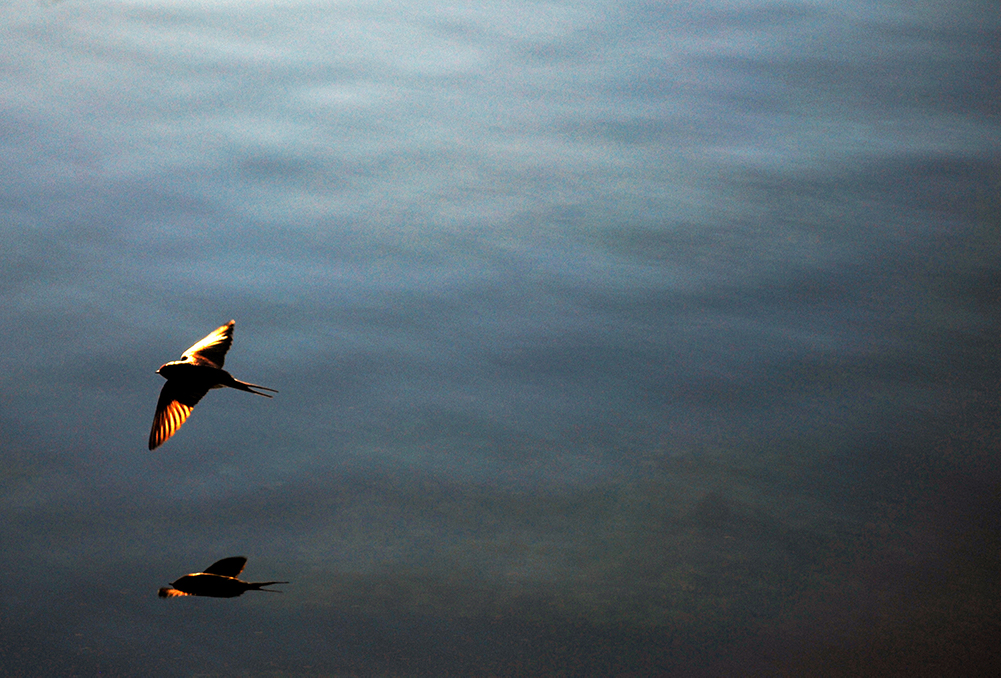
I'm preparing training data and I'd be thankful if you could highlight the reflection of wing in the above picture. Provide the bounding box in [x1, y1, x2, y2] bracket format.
[148, 381, 209, 450]
[204, 556, 248, 578]
[158, 587, 192, 598]
[181, 321, 235, 369]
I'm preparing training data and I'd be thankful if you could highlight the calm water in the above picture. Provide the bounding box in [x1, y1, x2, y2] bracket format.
[2, 1, 999, 675]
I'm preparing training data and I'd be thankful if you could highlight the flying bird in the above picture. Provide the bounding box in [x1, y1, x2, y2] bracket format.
[158, 556, 288, 598]
[148, 320, 277, 449]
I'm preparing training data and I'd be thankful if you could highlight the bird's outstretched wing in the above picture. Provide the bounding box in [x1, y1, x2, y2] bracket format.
[181, 320, 235, 369]
[203, 556, 248, 578]
[158, 587, 192, 598]
[148, 381, 211, 450]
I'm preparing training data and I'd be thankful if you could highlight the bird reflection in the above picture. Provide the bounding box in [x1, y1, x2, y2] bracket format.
[158, 556, 288, 598]
[148, 320, 277, 449]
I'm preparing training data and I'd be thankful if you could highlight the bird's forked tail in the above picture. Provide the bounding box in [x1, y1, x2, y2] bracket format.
[230, 378, 279, 398]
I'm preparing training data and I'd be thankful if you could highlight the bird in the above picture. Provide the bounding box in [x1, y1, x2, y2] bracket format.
[148, 320, 277, 450]
[158, 556, 288, 598]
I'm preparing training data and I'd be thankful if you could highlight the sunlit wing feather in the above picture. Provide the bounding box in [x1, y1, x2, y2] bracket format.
[149, 399, 194, 450]
[203, 556, 248, 578]
[158, 587, 192, 598]
[180, 320, 235, 369]
[148, 381, 208, 450]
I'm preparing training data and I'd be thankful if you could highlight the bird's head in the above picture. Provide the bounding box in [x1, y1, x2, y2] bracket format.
[156, 361, 184, 378]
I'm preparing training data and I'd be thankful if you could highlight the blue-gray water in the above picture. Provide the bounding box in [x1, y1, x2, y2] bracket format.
[2, 1, 999, 675]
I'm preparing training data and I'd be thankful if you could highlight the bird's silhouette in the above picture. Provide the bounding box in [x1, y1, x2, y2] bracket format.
[148, 320, 277, 449]
[158, 556, 287, 598]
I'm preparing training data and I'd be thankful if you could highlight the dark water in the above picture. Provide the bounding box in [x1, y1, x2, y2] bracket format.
[2, 1, 999, 675]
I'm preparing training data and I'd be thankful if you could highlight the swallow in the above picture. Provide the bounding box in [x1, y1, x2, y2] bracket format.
[148, 320, 277, 449]
[158, 556, 288, 598]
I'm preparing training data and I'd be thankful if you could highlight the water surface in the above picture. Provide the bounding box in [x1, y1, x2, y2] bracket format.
[2, 0, 999, 675]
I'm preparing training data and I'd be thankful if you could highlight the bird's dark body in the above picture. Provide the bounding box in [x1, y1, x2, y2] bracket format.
[157, 361, 226, 383]
[157, 363, 255, 401]
[158, 363, 222, 397]
[169, 573, 280, 598]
